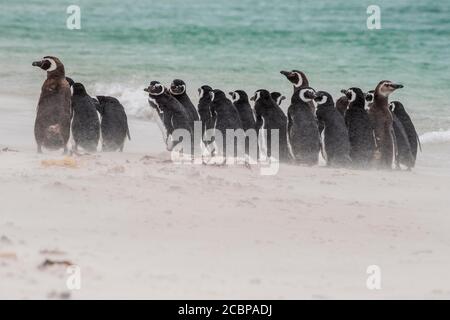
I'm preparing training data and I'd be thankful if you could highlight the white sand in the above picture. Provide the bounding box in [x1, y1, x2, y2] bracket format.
[1, 95, 450, 299]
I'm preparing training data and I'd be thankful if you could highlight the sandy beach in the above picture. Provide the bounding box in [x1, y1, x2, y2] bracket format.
[1, 114, 450, 299]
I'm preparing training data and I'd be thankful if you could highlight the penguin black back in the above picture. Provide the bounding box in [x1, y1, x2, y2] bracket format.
[229, 90, 256, 131]
[315, 91, 351, 167]
[390, 101, 420, 163]
[197, 85, 214, 138]
[251, 89, 289, 161]
[287, 87, 321, 165]
[390, 102, 417, 169]
[342, 87, 375, 167]
[96, 95, 130, 152]
[71, 82, 100, 152]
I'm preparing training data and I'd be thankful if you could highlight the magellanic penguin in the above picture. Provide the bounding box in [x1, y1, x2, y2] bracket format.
[271, 92, 286, 106]
[209, 89, 243, 159]
[144, 81, 193, 151]
[251, 89, 289, 162]
[390, 101, 421, 166]
[365, 90, 375, 110]
[96, 96, 131, 152]
[197, 85, 214, 141]
[229, 90, 256, 131]
[32, 56, 71, 153]
[341, 87, 375, 168]
[314, 91, 351, 167]
[170, 79, 200, 123]
[389, 102, 417, 170]
[368, 80, 404, 169]
[287, 87, 321, 165]
[70, 82, 100, 152]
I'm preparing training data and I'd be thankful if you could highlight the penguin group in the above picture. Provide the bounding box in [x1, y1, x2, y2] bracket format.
[144, 70, 420, 170]
[32, 56, 130, 154]
[33, 56, 420, 170]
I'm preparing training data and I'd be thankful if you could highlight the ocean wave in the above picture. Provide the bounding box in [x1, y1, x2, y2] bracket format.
[93, 83, 154, 120]
[419, 129, 450, 144]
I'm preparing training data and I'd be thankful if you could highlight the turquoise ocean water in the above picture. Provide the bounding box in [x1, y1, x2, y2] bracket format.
[1, 0, 449, 139]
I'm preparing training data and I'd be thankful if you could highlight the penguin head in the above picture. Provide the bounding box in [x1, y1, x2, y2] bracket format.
[296, 87, 316, 104]
[389, 101, 406, 114]
[375, 80, 403, 97]
[335, 95, 349, 115]
[341, 87, 365, 108]
[210, 89, 226, 102]
[198, 85, 213, 101]
[250, 89, 271, 104]
[169, 79, 186, 96]
[72, 83, 87, 96]
[271, 92, 286, 106]
[365, 90, 375, 104]
[280, 70, 309, 88]
[144, 81, 166, 96]
[313, 91, 334, 107]
[32, 56, 64, 76]
[229, 90, 249, 104]
[66, 77, 75, 87]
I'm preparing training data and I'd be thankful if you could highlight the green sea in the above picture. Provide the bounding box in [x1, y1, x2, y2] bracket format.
[1, 0, 449, 141]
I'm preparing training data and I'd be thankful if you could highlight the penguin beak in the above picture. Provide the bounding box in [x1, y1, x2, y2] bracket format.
[340, 89, 347, 95]
[228, 92, 234, 96]
[143, 88, 149, 92]
[250, 95, 256, 101]
[280, 70, 291, 77]
[280, 95, 286, 102]
[32, 60, 43, 67]
[391, 83, 404, 89]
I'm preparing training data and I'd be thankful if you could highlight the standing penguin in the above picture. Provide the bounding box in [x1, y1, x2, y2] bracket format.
[69, 82, 100, 152]
[96, 96, 130, 152]
[390, 101, 421, 166]
[170, 79, 199, 123]
[368, 80, 404, 169]
[389, 102, 416, 170]
[287, 87, 321, 165]
[314, 91, 351, 167]
[229, 90, 256, 131]
[271, 92, 286, 106]
[341, 87, 375, 167]
[209, 89, 243, 158]
[32, 56, 71, 153]
[144, 81, 193, 152]
[197, 85, 214, 141]
[251, 89, 289, 161]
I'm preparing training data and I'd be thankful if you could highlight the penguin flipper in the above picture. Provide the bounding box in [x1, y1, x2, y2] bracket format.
[416, 133, 422, 152]
[126, 127, 131, 140]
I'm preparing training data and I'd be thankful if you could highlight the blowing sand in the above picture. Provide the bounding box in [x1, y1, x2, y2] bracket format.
[1, 126, 450, 299]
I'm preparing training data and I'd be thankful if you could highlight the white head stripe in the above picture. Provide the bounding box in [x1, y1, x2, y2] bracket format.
[198, 88, 204, 99]
[44, 58, 57, 72]
[294, 72, 303, 88]
[152, 84, 164, 96]
[316, 95, 327, 105]
[348, 90, 356, 103]
[254, 91, 261, 102]
[231, 92, 240, 103]
[299, 88, 313, 102]
[210, 92, 215, 102]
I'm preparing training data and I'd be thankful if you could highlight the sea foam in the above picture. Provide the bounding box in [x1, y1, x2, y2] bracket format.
[419, 129, 450, 144]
